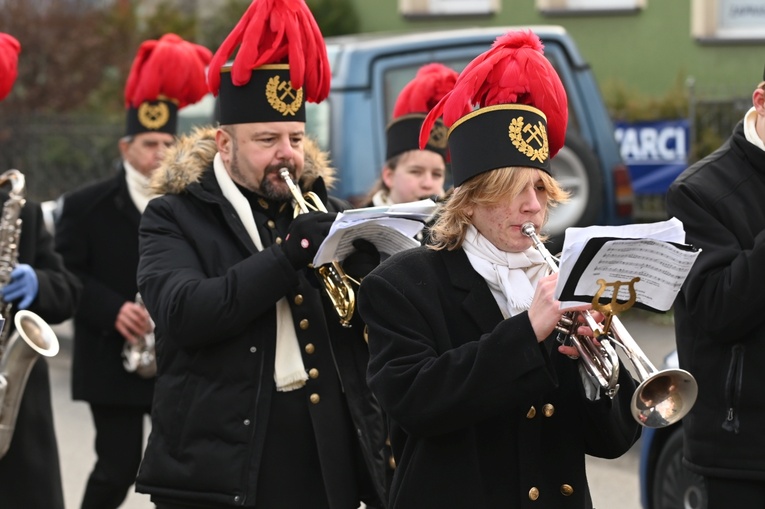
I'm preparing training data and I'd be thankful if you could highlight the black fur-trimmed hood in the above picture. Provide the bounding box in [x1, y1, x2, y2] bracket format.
[150, 126, 336, 196]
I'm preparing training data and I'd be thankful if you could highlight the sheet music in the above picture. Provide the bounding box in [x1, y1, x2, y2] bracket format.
[312, 199, 437, 266]
[556, 217, 700, 312]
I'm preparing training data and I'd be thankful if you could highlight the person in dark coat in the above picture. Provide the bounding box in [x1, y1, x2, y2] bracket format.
[665, 68, 765, 506]
[358, 30, 641, 509]
[363, 63, 458, 250]
[54, 35, 211, 509]
[364, 63, 456, 209]
[0, 185, 82, 509]
[0, 32, 81, 509]
[133, 1, 387, 508]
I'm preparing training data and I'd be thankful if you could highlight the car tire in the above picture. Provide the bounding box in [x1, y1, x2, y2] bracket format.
[545, 130, 604, 254]
[651, 427, 707, 509]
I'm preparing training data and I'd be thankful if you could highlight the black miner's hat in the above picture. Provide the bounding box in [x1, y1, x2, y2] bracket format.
[385, 63, 458, 161]
[420, 30, 568, 187]
[124, 34, 212, 136]
[207, 0, 330, 126]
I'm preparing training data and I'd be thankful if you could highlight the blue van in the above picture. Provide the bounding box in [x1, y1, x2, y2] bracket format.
[180, 25, 634, 249]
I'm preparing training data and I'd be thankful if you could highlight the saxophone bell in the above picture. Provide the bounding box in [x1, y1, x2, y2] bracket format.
[279, 169, 357, 328]
[0, 310, 59, 459]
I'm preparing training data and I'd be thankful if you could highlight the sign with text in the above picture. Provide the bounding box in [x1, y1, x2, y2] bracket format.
[614, 119, 689, 195]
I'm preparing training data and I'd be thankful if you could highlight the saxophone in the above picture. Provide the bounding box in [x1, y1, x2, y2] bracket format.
[0, 169, 60, 459]
[121, 293, 156, 378]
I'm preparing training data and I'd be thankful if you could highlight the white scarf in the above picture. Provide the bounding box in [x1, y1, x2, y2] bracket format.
[371, 189, 392, 206]
[124, 161, 156, 213]
[743, 107, 765, 152]
[463, 225, 602, 400]
[463, 225, 548, 318]
[213, 153, 308, 392]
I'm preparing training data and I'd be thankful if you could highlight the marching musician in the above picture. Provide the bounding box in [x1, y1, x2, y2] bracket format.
[54, 34, 211, 509]
[364, 63, 457, 209]
[0, 32, 81, 509]
[133, 1, 386, 508]
[364, 63, 457, 248]
[357, 30, 641, 509]
[666, 65, 765, 506]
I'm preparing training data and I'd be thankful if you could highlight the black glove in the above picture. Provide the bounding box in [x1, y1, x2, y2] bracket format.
[342, 238, 381, 282]
[281, 211, 337, 269]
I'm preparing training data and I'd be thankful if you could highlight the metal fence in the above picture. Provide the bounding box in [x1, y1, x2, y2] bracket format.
[0, 113, 124, 204]
[0, 91, 754, 208]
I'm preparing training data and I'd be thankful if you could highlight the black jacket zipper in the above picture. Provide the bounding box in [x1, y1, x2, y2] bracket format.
[722, 343, 744, 434]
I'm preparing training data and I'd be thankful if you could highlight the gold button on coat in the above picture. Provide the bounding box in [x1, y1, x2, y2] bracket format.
[308, 368, 319, 379]
[305, 343, 315, 354]
[543, 404, 555, 417]
[294, 294, 304, 305]
[560, 484, 574, 496]
[267, 220, 276, 229]
[275, 237, 283, 244]
[526, 406, 537, 419]
[388, 455, 396, 469]
[528, 487, 539, 501]
[299, 319, 309, 330]
[310, 393, 320, 404]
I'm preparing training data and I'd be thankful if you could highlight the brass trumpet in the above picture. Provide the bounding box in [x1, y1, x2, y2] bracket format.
[521, 222, 698, 428]
[280, 169, 357, 328]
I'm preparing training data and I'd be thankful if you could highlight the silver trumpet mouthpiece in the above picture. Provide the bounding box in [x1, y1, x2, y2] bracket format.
[521, 222, 536, 237]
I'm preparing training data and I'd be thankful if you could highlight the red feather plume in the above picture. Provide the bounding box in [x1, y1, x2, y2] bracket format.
[207, 0, 330, 104]
[393, 63, 459, 118]
[0, 33, 21, 102]
[125, 33, 212, 109]
[420, 30, 568, 158]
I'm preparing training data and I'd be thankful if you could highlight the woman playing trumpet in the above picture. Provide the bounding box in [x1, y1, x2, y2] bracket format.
[357, 30, 640, 509]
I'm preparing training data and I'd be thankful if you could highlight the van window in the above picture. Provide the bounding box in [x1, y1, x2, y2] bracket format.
[306, 101, 330, 151]
[382, 59, 471, 122]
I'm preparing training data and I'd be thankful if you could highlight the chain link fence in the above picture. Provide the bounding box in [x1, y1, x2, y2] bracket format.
[0, 88, 755, 210]
[0, 113, 124, 204]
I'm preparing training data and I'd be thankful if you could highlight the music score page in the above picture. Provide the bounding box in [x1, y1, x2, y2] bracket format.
[556, 217, 701, 312]
[312, 199, 437, 266]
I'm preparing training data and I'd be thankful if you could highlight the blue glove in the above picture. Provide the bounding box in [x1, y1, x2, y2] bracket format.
[2, 264, 39, 310]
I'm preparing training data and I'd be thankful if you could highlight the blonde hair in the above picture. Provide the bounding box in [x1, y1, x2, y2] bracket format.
[428, 167, 569, 251]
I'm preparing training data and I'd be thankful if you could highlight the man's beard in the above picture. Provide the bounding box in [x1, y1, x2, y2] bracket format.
[229, 150, 295, 202]
[260, 163, 296, 202]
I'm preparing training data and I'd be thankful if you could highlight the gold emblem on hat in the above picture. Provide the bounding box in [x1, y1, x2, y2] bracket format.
[428, 122, 448, 149]
[508, 117, 549, 163]
[138, 102, 170, 130]
[266, 76, 304, 117]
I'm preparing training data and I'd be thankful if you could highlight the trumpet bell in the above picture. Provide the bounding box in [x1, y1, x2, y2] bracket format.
[631, 368, 698, 428]
[317, 261, 356, 328]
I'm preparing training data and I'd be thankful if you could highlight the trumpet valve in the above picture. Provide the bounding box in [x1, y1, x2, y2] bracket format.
[555, 313, 575, 335]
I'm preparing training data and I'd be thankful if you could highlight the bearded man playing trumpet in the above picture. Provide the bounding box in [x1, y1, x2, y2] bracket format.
[133, 1, 387, 508]
[357, 30, 641, 509]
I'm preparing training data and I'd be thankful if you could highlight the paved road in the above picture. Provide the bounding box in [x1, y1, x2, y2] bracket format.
[48, 310, 676, 509]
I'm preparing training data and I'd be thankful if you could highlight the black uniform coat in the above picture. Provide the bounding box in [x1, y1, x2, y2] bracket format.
[55, 167, 154, 405]
[0, 196, 81, 509]
[134, 128, 387, 508]
[666, 120, 765, 479]
[359, 246, 641, 509]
